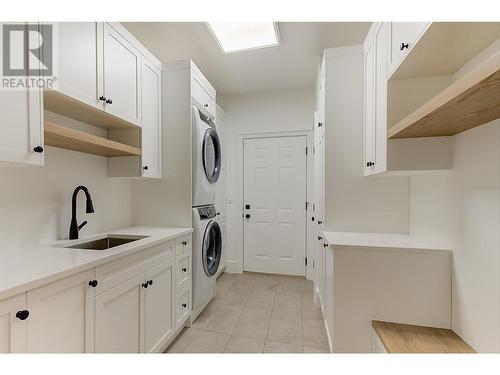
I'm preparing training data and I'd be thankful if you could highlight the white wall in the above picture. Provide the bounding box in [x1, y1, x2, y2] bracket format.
[218, 88, 315, 273]
[322, 47, 409, 234]
[409, 120, 500, 352]
[0, 113, 133, 250]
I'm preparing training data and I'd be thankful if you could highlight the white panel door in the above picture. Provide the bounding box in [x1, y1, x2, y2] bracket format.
[26, 269, 94, 353]
[55, 22, 103, 110]
[144, 258, 175, 353]
[243, 136, 307, 276]
[103, 23, 141, 125]
[0, 293, 27, 353]
[140, 58, 161, 178]
[94, 274, 145, 353]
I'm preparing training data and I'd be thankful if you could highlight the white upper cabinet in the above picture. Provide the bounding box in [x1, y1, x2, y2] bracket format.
[0, 23, 44, 167]
[26, 269, 95, 353]
[363, 34, 376, 176]
[388, 22, 430, 78]
[0, 293, 27, 353]
[103, 23, 141, 126]
[55, 22, 103, 110]
[140, 58, 162, 178]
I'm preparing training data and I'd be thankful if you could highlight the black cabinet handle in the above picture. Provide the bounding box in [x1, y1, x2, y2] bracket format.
[323, 243, 329, 248]
[142, 282, 149, 288]
[318, 122, 323, 127]
[33, 146, 44, 153]
[245, 214, 251, 219]
[182, 267, 187, 272]
[106, 98, 113, 104]
[182, 303, 187, 308]
[400, 42, 409, 50]
[182, 241, 188, 246]
[99, 96, 106, 101]
[317, 236, 322, 241]
[88, 280, 98, 288]
[318, 220, 323, 225]
[16, 310, 29, 321]
[204, 104, 209, 108]
[143, 166, 149, 170]
[366, 161, 375, 167]
[148, 280, 153, 286]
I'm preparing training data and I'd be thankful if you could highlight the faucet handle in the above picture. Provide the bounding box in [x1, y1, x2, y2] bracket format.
[78, 221, 88, 231]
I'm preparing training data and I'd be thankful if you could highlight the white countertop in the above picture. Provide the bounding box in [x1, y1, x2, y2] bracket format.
[0, 226, 192, 300]
[322, 231, 453, 253]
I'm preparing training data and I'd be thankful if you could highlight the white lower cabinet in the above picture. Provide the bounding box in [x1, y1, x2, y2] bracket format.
[95, 274, 145, 353]
[27, 269, 95, 353]
[144, 258, 175, 353]
[0, 293, 27, 353]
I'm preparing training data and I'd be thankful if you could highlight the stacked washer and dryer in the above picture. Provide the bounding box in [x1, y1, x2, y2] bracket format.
[191, 106, 223, 320]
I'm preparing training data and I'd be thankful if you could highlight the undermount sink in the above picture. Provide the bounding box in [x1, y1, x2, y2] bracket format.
[65, 235, 149, 250]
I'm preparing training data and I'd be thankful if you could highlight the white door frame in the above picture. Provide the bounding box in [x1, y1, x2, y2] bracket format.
[235, 130, 314, 278]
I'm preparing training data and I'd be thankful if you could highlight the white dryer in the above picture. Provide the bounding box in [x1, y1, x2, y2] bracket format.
[192, 106, 221, 207]
[192, 205, 222, 320]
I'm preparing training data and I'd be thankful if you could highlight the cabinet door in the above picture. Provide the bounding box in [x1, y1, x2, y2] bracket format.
[389, 22, 429, 76]
[103, 23, 141, 126]
[55, 22, 103, 110]
[0, 24, 44, 167]
[140, 58, 161, 178]
[0, 293, 27, 353]
[95, 274, 145, 353]
[144, 258, 175, 353]
[363, 36, 375, 176]
[373, 23, 389, 175]
[26, 269, 94, 353]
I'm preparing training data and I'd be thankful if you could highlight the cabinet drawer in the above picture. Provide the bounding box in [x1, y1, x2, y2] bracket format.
[95, 240, 173, 294]
[175, 235, 192, 255]
[175, 286, 191, 328]
[192, 79, 216, 118]
[175, 250, 191, 291]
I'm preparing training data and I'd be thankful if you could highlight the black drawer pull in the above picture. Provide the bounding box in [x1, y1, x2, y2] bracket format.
[16, 310, 29, 320]
[182, 267, 187, 272]
[182, 303, 187, 308]
[88, 280, 98, 288]
[182, 241, 188, 246]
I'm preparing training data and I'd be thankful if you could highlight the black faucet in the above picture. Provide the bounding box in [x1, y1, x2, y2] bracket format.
[69, 185, 95, 240]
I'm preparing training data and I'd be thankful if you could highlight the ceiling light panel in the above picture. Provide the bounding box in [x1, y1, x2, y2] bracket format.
[207, 22, 279, 53]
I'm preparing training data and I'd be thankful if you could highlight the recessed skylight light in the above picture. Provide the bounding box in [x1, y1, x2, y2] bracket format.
[207, 22, 280, 54]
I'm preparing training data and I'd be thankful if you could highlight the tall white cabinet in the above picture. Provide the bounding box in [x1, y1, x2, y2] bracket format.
[0, 23, 44, 167]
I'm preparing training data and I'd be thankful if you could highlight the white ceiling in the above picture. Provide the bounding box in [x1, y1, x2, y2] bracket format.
[123, 22, 371, 96]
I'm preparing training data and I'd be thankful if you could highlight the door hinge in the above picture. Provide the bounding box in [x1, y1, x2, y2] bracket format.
[305, 146, 308, 155]
[305, 257, 308, 266]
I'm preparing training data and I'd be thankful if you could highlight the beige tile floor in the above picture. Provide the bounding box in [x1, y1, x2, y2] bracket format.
[165, 272, 330, 353]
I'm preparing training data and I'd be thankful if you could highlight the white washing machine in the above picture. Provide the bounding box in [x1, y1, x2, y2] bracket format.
[192, 106, 221, 207]
[192, 205, 222, 320]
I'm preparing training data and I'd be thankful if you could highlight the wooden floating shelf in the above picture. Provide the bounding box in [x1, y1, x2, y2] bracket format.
[44, 90, 139, 130]
[372, 320, 475, 353]
[44, 121, 142, 157]
[388, 50, 500, 139]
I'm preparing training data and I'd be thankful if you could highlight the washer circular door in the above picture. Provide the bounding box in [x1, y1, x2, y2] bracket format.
[202, 127, 221, 184]
[202, 220, 222, 276]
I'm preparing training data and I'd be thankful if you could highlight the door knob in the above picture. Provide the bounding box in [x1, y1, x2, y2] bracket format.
[33, 146, 44, 153]
[16, 310, 29, 320]
[88, 280, 98, 288]
[245, 214, 250, 219]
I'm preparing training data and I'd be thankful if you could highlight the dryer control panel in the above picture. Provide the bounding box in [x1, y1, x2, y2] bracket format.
[197, 205, 217, 219]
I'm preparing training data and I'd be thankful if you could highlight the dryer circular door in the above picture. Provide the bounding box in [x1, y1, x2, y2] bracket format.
[202, 127, 221, 184]
[202, 220, 222, 276]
